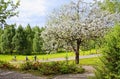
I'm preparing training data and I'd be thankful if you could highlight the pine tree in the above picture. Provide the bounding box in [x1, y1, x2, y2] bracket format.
[12, 25, 26, 54]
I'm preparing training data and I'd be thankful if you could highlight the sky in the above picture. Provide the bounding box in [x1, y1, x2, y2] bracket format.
[7, 0, 70, 27]
[7, 0, 102, 27]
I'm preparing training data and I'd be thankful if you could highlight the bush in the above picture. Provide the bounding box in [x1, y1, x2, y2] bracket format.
[20, 61, 85, 75]
[38, 62, 60, 75]
[20, 61, 33, 70]
[0, 60, 15, 69]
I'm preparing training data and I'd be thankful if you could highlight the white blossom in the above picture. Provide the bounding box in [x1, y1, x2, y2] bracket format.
[41, 0, 120, 53]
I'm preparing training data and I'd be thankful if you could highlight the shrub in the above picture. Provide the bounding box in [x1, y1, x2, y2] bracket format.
[38, 62, 59, 75]
[59, 63, 84, 74]
[0, 60, 15, 69]
[20, 61, 85, 75]
[20, 61, 33, 70]
[32, 61, 41, 70]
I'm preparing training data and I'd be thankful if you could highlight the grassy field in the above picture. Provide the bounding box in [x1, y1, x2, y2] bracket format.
[0, 49, 99, 62]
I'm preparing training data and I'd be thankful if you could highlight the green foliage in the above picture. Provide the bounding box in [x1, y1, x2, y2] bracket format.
[93, 24, 120, 79]
[100, 0, 120, 13]
[20, 61, 84, 75]
[0, 0, 20, 27]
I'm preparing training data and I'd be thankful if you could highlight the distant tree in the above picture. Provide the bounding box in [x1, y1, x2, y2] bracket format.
[100, 0, 120, 13]
[33, 26, 43, 53]
[41, 0, 120, 64]
[0, 0, 19, 28]
[1, 25, 15, 54]
[25, 24, 33, 54]
[12, 25, 26, 54]
[0, 28, 3, 53]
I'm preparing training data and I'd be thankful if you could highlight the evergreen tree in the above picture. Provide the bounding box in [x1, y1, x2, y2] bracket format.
[93, 24, 120, 79]
[12, 25, 26, 54]
[25, 24, 33, 54]
[1, 25, 15, 54]
[33, 26, 43, 53]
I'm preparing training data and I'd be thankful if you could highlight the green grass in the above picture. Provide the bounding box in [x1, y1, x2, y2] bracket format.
[67, 57, 101, 66]
[0, 49, 99, 62]
[79, 57, 101, 66]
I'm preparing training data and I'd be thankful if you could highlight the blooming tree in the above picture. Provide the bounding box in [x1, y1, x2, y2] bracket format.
[41, 0, 120, 64]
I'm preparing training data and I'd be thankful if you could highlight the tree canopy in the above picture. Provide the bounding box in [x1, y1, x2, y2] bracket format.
[0, 0, 19, 27]
[100, 0, 120, 13]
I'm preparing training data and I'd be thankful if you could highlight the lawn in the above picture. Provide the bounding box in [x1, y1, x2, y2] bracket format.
[62, 57, 101, 66]
[0, 49, 99, 62]
[79, 57, 101, 66]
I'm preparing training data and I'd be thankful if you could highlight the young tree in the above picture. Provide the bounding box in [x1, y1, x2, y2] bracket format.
[12, 25, 26, 54]
[41, 0, 120, 64]
[1, 25, 15, 54]
[25, 24, 33, 54]
[0, 0, 19, 27]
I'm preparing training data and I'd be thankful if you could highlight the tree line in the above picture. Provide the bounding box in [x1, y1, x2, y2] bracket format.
[0, 24, 99, 55]
[0, 24, 44, 55]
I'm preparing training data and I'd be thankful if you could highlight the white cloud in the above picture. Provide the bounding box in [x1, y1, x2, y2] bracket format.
[20, 0, 46, 16]
[7, 0, 47, 27]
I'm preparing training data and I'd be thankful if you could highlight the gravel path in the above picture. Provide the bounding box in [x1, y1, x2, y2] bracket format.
[38, 54, 100, 62]
[0, 69, 46, 79]
[0, 66, 95, 79]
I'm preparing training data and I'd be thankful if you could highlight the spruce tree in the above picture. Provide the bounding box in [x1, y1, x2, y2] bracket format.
[12, 25, 26, 54]
[25, 24, 33, 54]
[33, 26, 43, 53]
[1, 25, 15, 54]
[93, 24, 120, 79]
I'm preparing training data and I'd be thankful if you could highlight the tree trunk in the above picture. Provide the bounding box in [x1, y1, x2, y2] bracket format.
[75, 50, 79, 64]
[72, 40, 81, 64]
